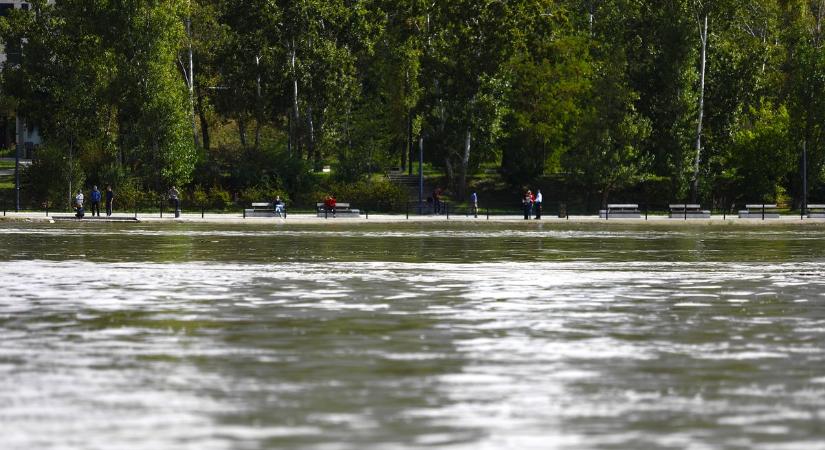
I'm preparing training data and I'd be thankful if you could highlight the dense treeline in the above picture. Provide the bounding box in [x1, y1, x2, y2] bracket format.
[3, 0, 825, 209]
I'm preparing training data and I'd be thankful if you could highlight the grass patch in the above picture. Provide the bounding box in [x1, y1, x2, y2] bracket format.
[0, 160, 14, 170]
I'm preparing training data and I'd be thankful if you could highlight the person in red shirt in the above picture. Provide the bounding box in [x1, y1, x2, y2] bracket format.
[324, 194, 337, 217]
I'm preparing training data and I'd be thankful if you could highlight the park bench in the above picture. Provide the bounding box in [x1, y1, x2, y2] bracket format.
[52, 215, 138, 222]
[316, 202, 360, 218]
[807, 204, 825, 219]
[599, 204, 641, 219]
[738, 204, 780, 219]
[244, 202, 285, 218]
[669, 204, 710, 219]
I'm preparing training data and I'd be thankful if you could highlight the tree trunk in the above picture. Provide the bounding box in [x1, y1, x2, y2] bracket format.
[458, 129, 471, 199]
[444, 157, 454, 188]
[238, 115, 247, 147]
[254, 55, 262, 150]
[307, 106, 316, 165]
[196, 88, 210, 151]
[290, 42, 301, 157]
[407, 113, 414, 176]
[691, 14, 708, 203]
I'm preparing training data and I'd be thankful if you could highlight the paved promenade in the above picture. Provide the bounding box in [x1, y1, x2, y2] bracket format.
[2, 211, 825, 226]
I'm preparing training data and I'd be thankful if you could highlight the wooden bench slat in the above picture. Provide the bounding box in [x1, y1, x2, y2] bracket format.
[745, 204, 777, 208]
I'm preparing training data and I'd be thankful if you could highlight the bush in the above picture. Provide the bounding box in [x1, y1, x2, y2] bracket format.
[23, 145, 85, 209]
[110, 178, 145, 210]
[191, 185, 208, 207]
[329, 180, 408, 212]
[238, 185, 290, 206]
[208, 186, 231, 210]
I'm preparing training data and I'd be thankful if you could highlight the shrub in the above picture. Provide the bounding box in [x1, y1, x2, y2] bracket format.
[238, 185, 290, 206]
[208, 186, 231, 210]
[23, 145, 85, 209]
[191, 185, 208, 207]
[329, 180, 408, 212]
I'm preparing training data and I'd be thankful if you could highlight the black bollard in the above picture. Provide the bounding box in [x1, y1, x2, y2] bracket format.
[487, 207, 490, 221]
[202, 205, 205, 219]
[160, 201, 163, 218]
[762, 203, 765, 221]
[406, 203, 409, 220]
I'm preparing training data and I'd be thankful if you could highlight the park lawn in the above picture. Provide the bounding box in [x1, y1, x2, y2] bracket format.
[0, 160, 14, 170]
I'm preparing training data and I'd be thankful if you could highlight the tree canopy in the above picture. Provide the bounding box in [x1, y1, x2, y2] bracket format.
[3, 0, 825, 208]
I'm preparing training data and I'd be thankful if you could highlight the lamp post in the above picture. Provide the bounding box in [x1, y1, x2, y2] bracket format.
[803, 140, 808, 218]
[418, 135, 424, 214]
[15, 116, 23, 212]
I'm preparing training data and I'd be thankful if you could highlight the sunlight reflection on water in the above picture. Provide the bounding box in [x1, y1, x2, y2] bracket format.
[2, 224, 825, 449]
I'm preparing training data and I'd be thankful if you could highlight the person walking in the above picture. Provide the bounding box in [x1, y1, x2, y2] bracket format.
[105, 185, 114, 216]
[523, 190, 532, 220]
[535, 189, 543, 220]
[470, 191, 479, 218]
[90, 186, 102, 217]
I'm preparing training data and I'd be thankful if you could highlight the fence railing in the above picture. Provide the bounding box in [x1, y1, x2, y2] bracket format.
[1, 195, 820, 222]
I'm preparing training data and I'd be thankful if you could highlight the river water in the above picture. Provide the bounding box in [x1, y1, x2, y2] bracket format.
[1, 222, 825, 449]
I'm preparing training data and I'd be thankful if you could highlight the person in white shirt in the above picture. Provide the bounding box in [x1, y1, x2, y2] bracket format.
[74, 191, 85, 219]
[535, 189, 543, 220]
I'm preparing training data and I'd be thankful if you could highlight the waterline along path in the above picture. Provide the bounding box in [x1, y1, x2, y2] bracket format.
[1, 222, 825, 449]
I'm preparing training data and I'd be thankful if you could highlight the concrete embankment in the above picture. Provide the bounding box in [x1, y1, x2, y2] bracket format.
[2, 211, 825, 226]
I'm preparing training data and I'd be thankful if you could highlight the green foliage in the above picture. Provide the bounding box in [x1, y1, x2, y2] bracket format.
[23, 145, 85, 208]
[728, 104, 794, 202]
[328, 180, 408, 212]
[3, 0, 825, 207]
[208, 186, 232, 210]
[238, 185, 289, 206]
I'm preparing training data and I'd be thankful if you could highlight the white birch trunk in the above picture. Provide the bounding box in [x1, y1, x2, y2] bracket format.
[691, 14, 708, 203]
[459, 129, 471, 198]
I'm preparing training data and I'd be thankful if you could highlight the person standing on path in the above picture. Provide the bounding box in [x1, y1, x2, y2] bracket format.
[90, 186, 102, 217]
[535, 189, 543, 220]
[523, 190, 532, 220]
[168, 186, 180, 214]
[105, 185, 114, 216]
[470, 191, 479, 218]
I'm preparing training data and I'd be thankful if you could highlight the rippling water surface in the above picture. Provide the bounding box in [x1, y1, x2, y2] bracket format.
[2, 222, 825, 449]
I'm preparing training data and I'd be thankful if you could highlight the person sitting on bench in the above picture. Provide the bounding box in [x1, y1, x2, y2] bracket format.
[324, 194, 337, 217]
[273, 196, 285, 217]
